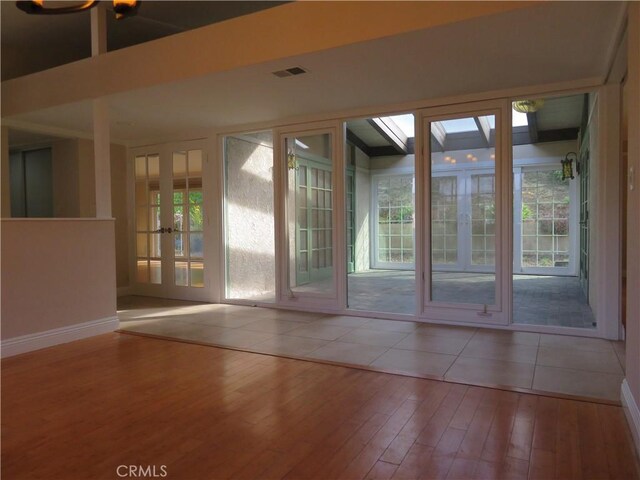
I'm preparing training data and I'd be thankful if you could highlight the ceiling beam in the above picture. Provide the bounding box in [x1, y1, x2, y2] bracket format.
[367, 117, 408, 155]
[474, 116, 491, 146]
[430, 121, 446, 152]
[346, 129, 372, 157]
[526, 112, 539, 143]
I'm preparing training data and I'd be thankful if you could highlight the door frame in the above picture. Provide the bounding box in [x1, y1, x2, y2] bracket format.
[274, 121, 346, 311]
[418, 100, 511, 325]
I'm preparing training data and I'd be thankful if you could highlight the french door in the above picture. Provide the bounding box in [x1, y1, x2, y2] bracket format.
[431, 169, 496, 274]
[277, 125, 343, 309]
[422, 102, 508, 324]
[132, 140, 211, 301]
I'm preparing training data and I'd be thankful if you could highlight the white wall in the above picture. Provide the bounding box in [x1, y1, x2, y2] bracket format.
[354, 146, 371, 272]
[623, 2, 640, 457]
[1, 219, 118, 354]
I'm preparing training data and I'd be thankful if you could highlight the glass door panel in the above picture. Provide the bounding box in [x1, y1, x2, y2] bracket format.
[425, 109, 504, 324]
[285, 132, 335, 297]
[171, 149, 204, 288]
[134, 153, 162, 285]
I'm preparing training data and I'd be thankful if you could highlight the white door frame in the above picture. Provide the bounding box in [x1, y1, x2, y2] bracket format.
[419, 99, 511, 325]
[274, 121, 346, 311]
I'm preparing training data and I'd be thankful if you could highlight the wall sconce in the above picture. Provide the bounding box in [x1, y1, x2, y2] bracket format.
[16, 0, 140, 20]
[561, 152, 577, 181]
[287, 150, 297, 170]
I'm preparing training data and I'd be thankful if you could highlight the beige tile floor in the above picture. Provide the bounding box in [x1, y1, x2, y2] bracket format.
[117, 296, 625, 403]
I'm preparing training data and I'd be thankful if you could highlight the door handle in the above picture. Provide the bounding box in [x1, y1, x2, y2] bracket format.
[167, 227, 173, 234]
[155, 227, 166, 234]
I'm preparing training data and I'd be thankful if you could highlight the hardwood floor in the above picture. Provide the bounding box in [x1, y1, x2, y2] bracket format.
[2, 333, 639, 480]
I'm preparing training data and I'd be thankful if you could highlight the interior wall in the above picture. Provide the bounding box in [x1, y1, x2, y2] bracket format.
[52, 139, 80, 217]
[0, 219, 117, 339]
[110, 144, 129, 289]
[624, 1, 640, 456]
[1, 126, 10, 217]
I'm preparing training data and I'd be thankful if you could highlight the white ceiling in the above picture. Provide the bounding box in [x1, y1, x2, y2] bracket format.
[3, 1, 625, 146]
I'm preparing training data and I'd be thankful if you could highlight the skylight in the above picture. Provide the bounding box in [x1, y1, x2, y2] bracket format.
[387, 114, 415, 137]
[440, 118, 479, 134]
[512, 110, 529, 127]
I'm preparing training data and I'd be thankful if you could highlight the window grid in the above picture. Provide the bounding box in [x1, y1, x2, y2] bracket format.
[377, 175, 414, 264]
[431, 176, 457, 265]
[521, 169, 570, 268]
[470, 174, 496, 266]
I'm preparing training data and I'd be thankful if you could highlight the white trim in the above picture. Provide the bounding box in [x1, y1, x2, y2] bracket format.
[621, 379, 640, 457]
[1, 316, 119, 358]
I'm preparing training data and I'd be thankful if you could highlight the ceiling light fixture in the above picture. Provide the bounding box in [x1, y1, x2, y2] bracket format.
[512, 99, 545, 113]
[16, 0, 140, 20]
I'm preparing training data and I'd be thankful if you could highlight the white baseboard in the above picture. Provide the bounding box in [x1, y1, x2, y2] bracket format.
[117, 286, 134, 297]
[1, 316, 119, 358]
[622, 379, 640, 457]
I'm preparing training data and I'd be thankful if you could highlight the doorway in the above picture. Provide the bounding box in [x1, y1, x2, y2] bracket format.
[132, 140, 210, 301]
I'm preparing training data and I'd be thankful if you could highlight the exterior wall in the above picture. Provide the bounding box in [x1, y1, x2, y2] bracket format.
[225, 134, 275, 299]
[354, 146, 371, 272]
[0, 219, 117, 339]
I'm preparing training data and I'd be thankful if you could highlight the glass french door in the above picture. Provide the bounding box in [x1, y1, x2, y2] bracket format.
[132, 140, 211, 301]
[423, 104, 508, 324]
[279, 127, 341, 307]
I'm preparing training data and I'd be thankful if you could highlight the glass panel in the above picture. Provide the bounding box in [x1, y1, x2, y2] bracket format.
[346, 113, 416, 315]
[148, 155, 160, 179]
[430, 114, 496, 306]
[223, 132, 275, 302]
[135, 156, 146, 179]
[173, 151, 187, 177]
[287, 132, 334, 295]
[136, 260, 149, 283]
[512, 94, 595, 328]
[174, 233, 185, 257]
[188, 150, 202, 176]
[150, 260, 162, 284]
[150, 232, 161, 257]
[175, 261, 188, 287]
[174, 206, 184, 232]
[136, 233, 148, 257]
[136, 206, 148, 231]
[190, 262, 204, 288]
[189, 204, 203, 231]
[189, 233, 203, 258]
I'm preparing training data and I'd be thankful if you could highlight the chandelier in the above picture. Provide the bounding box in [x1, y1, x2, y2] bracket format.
[512, 99, 545, 114]
[16, 1, 140, 20]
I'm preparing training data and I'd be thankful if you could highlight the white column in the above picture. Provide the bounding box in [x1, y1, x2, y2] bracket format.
[91, 5, 111, 218]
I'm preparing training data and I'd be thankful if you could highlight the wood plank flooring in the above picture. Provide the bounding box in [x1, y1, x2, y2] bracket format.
[2, 333, 639, 480]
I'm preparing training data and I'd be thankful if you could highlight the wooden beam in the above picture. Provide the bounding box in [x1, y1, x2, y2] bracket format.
[367, 118, 408, 155]
[346, 129, 372, 157]
[430, 121, 446, 152]
[527, 112, 539, 143]
[474, 116, 491, 146]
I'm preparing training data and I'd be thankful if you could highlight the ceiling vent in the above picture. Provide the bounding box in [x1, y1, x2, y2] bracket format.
[272, 67, 308, 78]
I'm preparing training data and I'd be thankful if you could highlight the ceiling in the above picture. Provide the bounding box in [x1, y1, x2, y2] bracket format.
[1, 1, 286, 80]
[344, 94, 585, 157]
[2, 1, 624, 147]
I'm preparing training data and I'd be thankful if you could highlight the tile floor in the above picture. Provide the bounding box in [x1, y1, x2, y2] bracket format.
[347, 270, 596, 328]
[117, 296, 624, 403]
